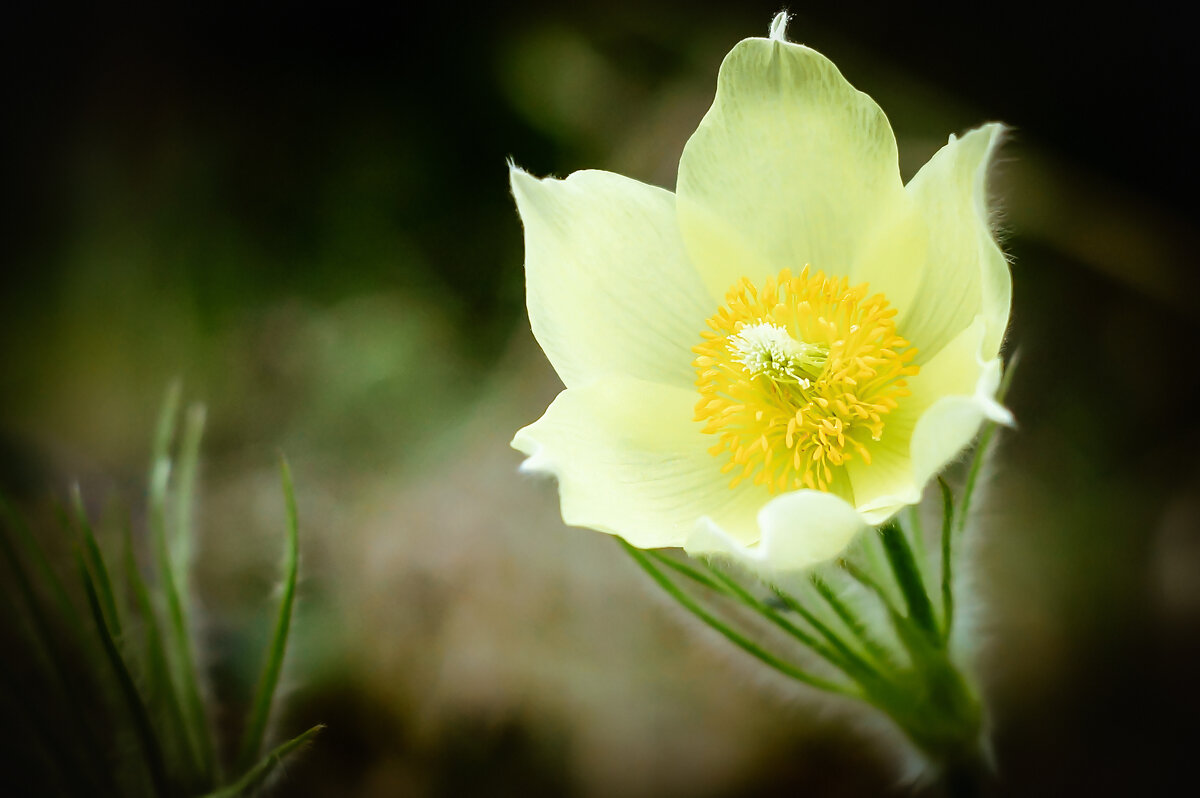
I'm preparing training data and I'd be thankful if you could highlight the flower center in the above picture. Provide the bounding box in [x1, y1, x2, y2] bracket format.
[692, 266, 918, 493]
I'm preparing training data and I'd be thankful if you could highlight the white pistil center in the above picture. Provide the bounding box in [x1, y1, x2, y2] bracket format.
[727, 321, 829, 388]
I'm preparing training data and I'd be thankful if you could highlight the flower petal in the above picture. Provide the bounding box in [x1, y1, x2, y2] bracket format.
[510, 166, 714, 389]
[897, 123, 1011, 362]
[844, 318, 1012, 521]
[512, 377, 764, 549]
[686, 490, 867, 576]
[675, 33, 908, 302]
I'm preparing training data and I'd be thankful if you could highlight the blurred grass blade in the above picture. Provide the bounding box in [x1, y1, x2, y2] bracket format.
[152, 380, 184, 477]
[235, 455, 301, 774]
[149, 385, 217, 783]
[208, 725, 323, 798]
[79, 552, 170, 797]
[0, 495, 81, 636]
[0, 502, 116, 794]
[124, 522, 202, 784]
[71, 484, 122, 638]
[171, 403, 206, 590]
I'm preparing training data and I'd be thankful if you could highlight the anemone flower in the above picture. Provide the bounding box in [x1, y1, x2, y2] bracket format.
[511, 14, 1011, 576]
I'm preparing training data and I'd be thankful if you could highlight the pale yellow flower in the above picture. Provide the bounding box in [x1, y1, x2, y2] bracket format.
[510, 14, 1012, 575]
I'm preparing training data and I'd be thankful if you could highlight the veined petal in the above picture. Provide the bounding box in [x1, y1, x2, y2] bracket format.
[510, 166, 713, 389]
[845, 318, 1011, 521]
[676, 31, 908, 303]
[686, 490, 867, 576]
[898, 123, 1011, 362]
[512, 377, 764, 549]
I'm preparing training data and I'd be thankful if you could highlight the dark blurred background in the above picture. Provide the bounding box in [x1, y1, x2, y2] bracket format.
[2, 2, 1198, 795]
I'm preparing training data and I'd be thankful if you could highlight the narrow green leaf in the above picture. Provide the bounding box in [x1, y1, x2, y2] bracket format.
[152, 380, 184, 471]
[809, 573, 896, 669]
[761, 578, 886, 685]
[170, 404, 206, 591]
[620, 540, 859, 698]
[235, 455, 302, 774]
[647, 550, 728, 594]
[79, 552, 170, 797]
[697, 560, 856, 674]
[0, 495, 81, 636]
[124, 522, 201, 784]
[878, 522, 940, 644]
[937, 477, 956, 641]
[842, 556, 938, 669]
[206, 725, 324, 798]
[0, 509, 115, 795]
[71, 485, 123, 638]
[904, 503, 930, 587]
[840, 558, 901, 620]
[149, 385, 216, 784]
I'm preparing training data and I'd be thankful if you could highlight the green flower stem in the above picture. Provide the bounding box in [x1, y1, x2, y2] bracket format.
[881, 649, 985, 775]
[937, 477, 957, 641]
[620, 540, 859, 698]
[878, 522, 940, 644]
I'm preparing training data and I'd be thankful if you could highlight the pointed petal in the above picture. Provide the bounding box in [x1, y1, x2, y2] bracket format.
[686, 490, 867, 576]
[512, 377, 764, 549]
[676, 34, 908, 302]
[898, 123, 1011, 362]
[510, 166, 714, 389]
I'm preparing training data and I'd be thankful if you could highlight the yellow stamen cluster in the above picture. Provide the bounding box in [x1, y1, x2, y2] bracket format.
[693, 266, 918, 493]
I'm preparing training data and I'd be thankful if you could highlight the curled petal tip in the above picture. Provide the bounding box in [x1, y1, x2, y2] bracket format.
[768, 11, 790, 42]
[985, 399, 1016, 428]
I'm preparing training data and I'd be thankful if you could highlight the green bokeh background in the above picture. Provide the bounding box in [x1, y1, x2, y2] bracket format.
[3, 2, 1198, 795]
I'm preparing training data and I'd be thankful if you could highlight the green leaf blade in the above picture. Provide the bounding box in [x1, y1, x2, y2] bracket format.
[78, 552, 171, 797]
[235, 455, 302, 774]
